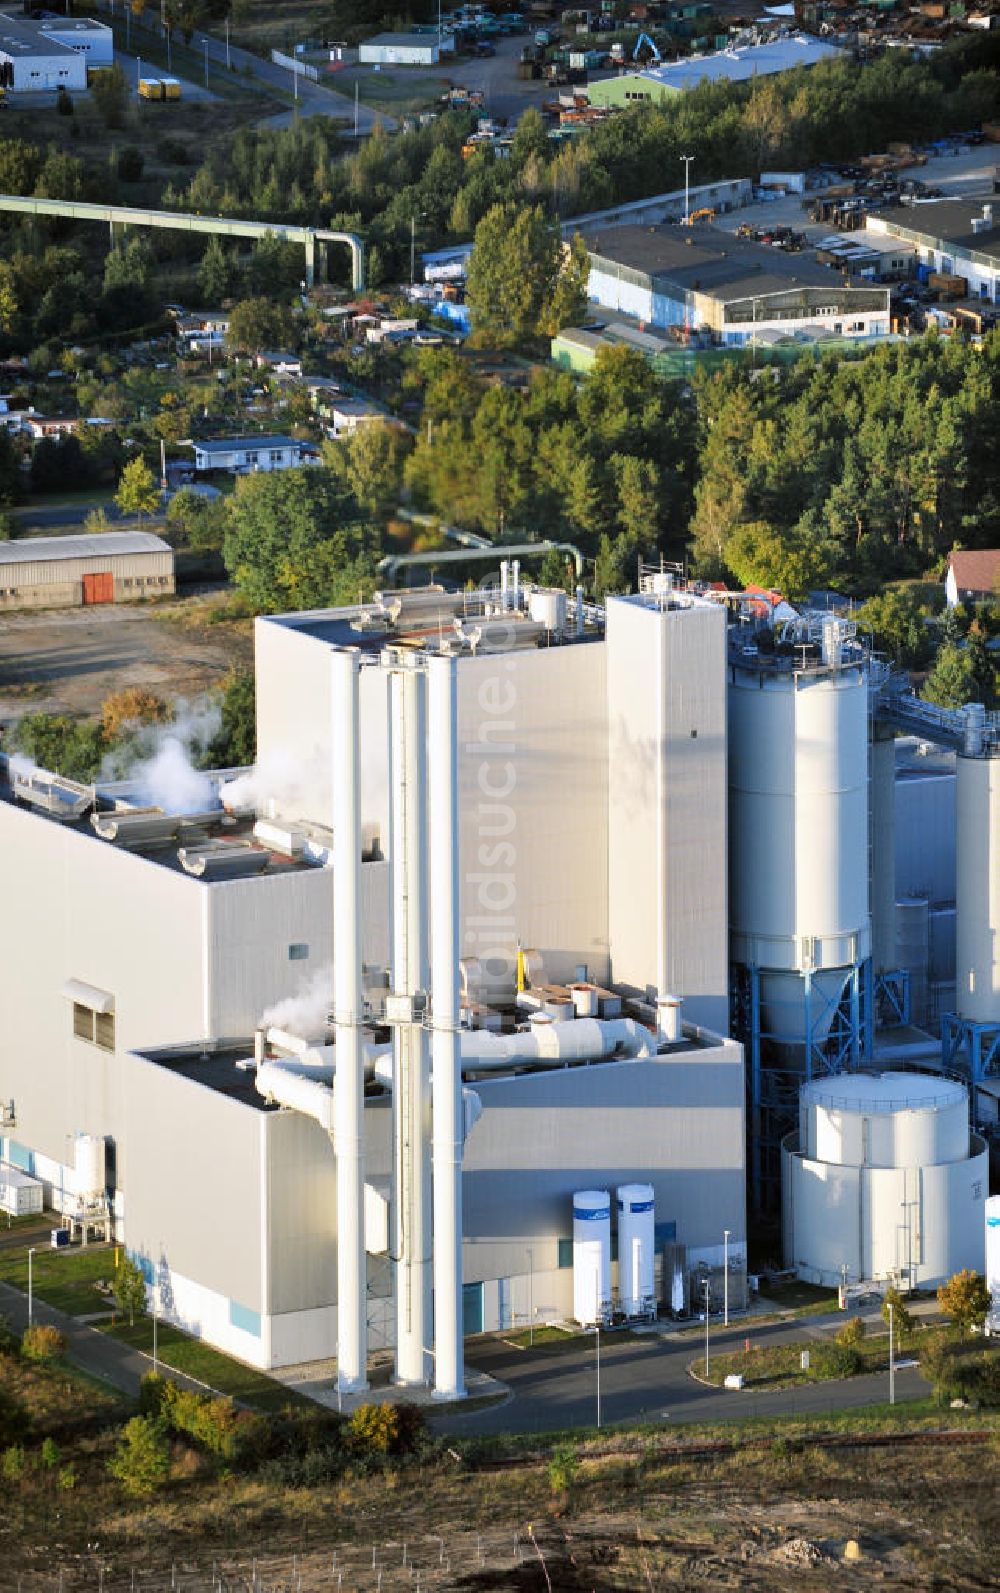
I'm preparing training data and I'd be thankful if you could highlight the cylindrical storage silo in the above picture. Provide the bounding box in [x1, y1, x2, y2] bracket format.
[617, 1183, 655, 1316]
[74, 1135, 106, 1203]
[728, 653, 871, 1048]
[986, 1195, 1000, 1309]
[955, 754, 1000, 1025]
[573, 1189, 611, 1326]
[528, 588, 567, 633]
[783, 1072, 987, 1289]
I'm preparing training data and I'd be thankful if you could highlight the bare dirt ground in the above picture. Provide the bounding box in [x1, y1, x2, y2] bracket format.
[0, 594, 253, 727]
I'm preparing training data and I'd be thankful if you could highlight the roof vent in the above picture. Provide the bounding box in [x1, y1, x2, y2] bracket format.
[178, 841, 270, 880]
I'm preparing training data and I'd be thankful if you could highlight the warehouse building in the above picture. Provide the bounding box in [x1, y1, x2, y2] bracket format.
[586, 226, 891, 343]
[358, 31, 454, 66]
[0, 530, 175, 610]
[0, 14, 88, 91]
[868, 199, 1000, 303]
[587, 34, 842, 109]
[35, 16, 113, 68]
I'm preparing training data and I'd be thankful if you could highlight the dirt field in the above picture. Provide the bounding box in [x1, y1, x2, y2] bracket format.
[0, 594, 254, 728]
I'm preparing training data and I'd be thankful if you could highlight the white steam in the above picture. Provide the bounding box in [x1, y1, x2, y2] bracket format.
[102, 699, 222, 817]
[220, 745, 325, 817]
[259, 965, 333, 1039]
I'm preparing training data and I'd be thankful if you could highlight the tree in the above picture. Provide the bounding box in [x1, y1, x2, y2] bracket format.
[723, 518, 833, 600]
[100, 689, 170, 743]
[198, 235, 233, 306]
[881, 1286, 914, 1345]
[209, 669, 256, 767]
[91, 64, 127, 129]
[937, 1270, 992, 1337]
[103, 237, 155, 295]
[859, 585, 935, 671]
[107, 1415, 171, 1497]
[465, 203, 564, 347]
[11, 714, 105, 782]
[113, 1253, 148, 1328]
[324, 420, 409, 522]
[226, 297, 296, 354]
[222, 467, 378, 612]
[921, 641, 977, 710]
[115, 457, 161, 519]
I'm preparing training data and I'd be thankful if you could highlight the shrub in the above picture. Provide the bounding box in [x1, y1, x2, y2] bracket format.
[116, 145, 144, 183]
[835, 1316, 866, 1349]
[824, 1343, 863, 1378]
[58, 1464, 77, 1490]
[2, 1444, 25, 1481]
[937, 1270, 992, 1337]
[138, 1370, 168, 1417]
[157, 1379, 240, 1460]
[40, 1437, 60, 1469]
[21, 1324, 67, 1362]
[548, 1443, 579, 1498]
[882, 1286, 914, 1344]
[347, 1402, 425, 1461]
[107, 1416, 171, 1497]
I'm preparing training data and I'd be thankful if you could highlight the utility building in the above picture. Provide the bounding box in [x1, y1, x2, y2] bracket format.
[0, 531, 174, 610]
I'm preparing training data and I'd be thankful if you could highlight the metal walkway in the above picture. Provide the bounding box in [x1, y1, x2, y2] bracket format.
[870, 667, 1000, 756]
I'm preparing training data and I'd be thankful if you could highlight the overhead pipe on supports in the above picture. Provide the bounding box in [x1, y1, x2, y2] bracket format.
[427, 653, 465, 1400]
[390, 662, 433, 1387]
[331, 648, 369, 1395]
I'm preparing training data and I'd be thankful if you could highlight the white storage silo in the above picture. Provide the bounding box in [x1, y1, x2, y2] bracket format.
[955, 754, 1000, 1025]
[617, 1183, 655, 1316]
[728, 643, 871, 1048]
[573, 1189, 611, 1326]
[782, 1072, 988, 1289]
[74, 1134, 106, 1204]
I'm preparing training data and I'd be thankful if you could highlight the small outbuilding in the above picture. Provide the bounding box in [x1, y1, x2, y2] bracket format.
[358, 31, 454, 66]
[945, 548, 1000, 608]
[192, 435, 313, 474]
[0, 530, 175, 611]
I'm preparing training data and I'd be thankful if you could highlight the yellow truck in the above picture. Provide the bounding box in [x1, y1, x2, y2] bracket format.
[138, 77, 163, 100]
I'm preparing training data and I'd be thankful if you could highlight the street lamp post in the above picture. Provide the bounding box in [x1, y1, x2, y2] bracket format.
[703, 1278, 711, 1377]
[527, 1247, 534, 1348]
[595, 1321, 601, 1429]
[680, 154, 694, 225]
[225, 16, 231, 70]
[152, 1289, 158, 1373]
[204, 39, 209, 89]
[888, 1301, 895, 1406]
[410, 213, 417, 287]
[723, 1230, 730, 1328]
[27, 1246, 37, 1326]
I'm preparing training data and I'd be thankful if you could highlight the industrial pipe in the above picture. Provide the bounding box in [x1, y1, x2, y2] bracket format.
[255, 1061, 335, 1134]
[428, 653, 465, 1400]
[332, 649, 368, 1394]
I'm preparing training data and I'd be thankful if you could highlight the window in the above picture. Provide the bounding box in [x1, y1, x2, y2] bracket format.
[557, 1238, 573, 1269]
[73, 1003, 115, 1051]
[288, 943, 309, 961]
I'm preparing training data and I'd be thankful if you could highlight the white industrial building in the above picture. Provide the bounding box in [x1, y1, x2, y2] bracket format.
[868, 199, 1000, 304]
[0, 566, 996, 1385]
[587, 35, 843, 108]
[358, 32, 454, 66]
[0, 14, 111, 92]
[0, 571, 745, 1383]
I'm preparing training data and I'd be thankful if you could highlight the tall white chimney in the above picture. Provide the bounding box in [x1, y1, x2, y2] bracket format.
[390, 662, 433, 1385]
[331, 648, 368, 1394]
[427, 653, 465, 1400]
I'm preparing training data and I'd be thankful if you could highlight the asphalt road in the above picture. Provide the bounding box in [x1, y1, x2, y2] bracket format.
[185, 26, 394, 133]
[435, 1309, 929, 1437]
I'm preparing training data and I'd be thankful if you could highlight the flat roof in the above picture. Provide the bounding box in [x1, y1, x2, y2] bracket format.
[0, 15, 77, 56]
[137, 1044, 280, 1111]
[591, 34, 842, 92]
[364, 31, 441, 46]
[0, 530, 170, 565]
[588, 225, 868, 300]
[874, 198, 1000, 262]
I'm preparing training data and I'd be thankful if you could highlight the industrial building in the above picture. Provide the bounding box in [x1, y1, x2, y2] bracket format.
[0, 13, 111, 92]
[0, 572, 745, 1382]
[585, 226, 892, 344]
[867, 199, 1000, 303]
[357, 32, 454, 66]
[0, 563, 996, 1384]
[0, 530, 175, 610]
[586, 35, 843, 109]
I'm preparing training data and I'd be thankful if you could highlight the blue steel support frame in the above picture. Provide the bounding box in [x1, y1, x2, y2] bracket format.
[873, 968, 910, 1028]
[941, 1012, 1000, 1092]
[735, 957, 872, 1213]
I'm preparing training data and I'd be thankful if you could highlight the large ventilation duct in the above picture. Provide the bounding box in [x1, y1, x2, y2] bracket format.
[331, 648, 368, 1395]
[427, 653, 464, 1400]
[390, 663, 433, 1388]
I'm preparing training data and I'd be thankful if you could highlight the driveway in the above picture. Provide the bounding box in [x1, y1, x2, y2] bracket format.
[186, 28, 394, 133]
[435, 1308, 930, 1437]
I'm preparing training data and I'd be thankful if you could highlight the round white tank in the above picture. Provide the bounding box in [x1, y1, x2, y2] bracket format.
[783, 1072, 987, 1289]
[800, 1072, 969, 1168]
[956, 754, 1000, 1024]
[986, 1195, 1000, 1304]
[617, 1183, 655, 1316]
[74, 1134, 106, 1202]
[573, 1189, 611, 1326]
[528, 588, 567, 633]
[569, 983, 598, 1018]
[729, 660, 871, 980]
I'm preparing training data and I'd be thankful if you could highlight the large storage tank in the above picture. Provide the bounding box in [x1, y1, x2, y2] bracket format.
[573, 1189, 611, 1326]
[955, 754, 1000, 1025]
[74, 1134, 106, 1204]
[729, 638, 871, 1047]
[987, 1196, 1000, 1310]
[617, 1183, 655, 1316]
[782, 1072, 987, 1288]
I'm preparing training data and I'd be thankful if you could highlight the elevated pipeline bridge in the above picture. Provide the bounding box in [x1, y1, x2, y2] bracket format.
[870, 667, 1000, 757]
[0, 195, 364, 290]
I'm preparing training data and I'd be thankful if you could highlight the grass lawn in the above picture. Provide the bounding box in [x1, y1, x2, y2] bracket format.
[757, 1279, 840, 1312]
[103, 1318, 313, 1412]
[0, 1244, 116, 1316]
[693, 1330, 911, 1391]
[333, 64, 453, 117]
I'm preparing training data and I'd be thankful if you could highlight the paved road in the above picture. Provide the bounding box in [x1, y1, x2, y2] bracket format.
[435, 1309, 929, 1436]
[0, 1276, 211, 1401]
[186, 28, 395, 133]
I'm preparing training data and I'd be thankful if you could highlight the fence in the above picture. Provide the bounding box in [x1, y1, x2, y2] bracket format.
[271, 51, 320, 83]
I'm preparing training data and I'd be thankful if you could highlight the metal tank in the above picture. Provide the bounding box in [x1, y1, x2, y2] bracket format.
[74, 1134, 106, 1204]
[955, 754, 1000, 1025]
[729, 634, 871, 1039]
[986, 1196, 1000, 1313]
[782, 1072, 987, 1289]
[616, 1183, 655, 1317]
[573, 1189, 611, 1326]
